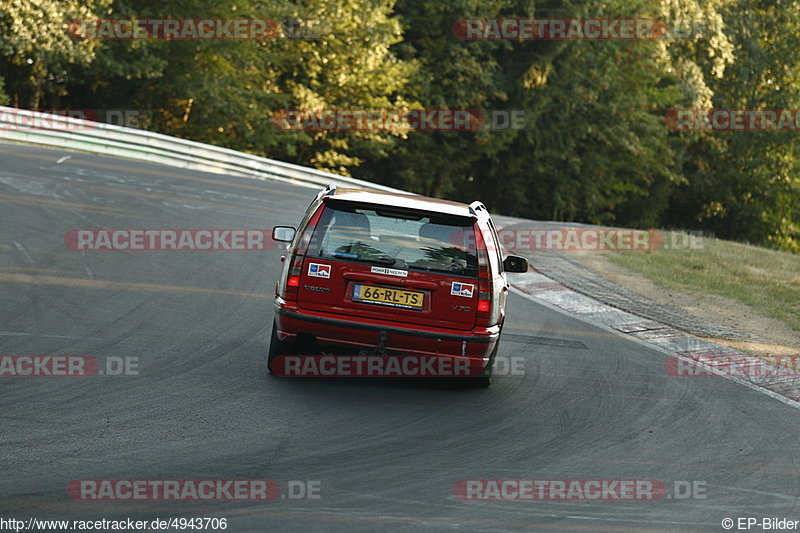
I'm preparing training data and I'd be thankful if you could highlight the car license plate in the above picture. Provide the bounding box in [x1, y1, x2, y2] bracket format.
[353, 284, 424, 310]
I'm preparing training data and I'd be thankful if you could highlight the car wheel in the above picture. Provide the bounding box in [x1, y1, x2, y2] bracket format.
[267, 320, 294, 374]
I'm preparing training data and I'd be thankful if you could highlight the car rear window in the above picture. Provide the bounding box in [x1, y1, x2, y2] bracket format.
[307, 202, 478, 277]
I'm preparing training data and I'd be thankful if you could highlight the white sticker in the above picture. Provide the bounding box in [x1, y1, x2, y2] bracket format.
[450, 282, 474, 298]
[370, 266, 408, 277]
[308, 263, 331, 278]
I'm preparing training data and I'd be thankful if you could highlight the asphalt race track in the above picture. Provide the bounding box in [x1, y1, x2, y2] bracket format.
[1, 142, 799, 532]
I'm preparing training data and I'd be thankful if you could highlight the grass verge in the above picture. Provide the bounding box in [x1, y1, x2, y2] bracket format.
[604, 231, 800, 333]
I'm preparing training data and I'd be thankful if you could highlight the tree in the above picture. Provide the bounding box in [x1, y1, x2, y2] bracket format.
[0, 0, 110, 108]
[87, 0, 416, 173]
[666, 0, 800, 250]
[0, 76, 9, 105]
[362, 0, 516, 196]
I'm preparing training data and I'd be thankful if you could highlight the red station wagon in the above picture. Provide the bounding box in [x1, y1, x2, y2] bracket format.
[268, 184, 528, 386]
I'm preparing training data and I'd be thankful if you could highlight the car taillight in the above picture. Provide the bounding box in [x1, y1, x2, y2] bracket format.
[281, 211, 319, 301]
[284, 254, 303, 298]
[476, 228, 493, 326]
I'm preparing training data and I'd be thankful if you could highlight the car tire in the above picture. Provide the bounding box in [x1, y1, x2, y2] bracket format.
[463, 375, 491, 388]
[267, 320, 294, 374]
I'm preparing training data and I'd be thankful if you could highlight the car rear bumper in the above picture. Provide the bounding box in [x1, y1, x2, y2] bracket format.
[275, 299, 499, 361]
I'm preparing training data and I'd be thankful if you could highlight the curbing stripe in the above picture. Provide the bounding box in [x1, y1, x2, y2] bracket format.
[507, 271, 800, 408]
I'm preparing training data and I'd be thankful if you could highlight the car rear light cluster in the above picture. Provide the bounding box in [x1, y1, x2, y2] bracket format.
[283, 243, 309, 300]
[285, 255, 303, 293]
[475, 228, 493, 326]
[281, 209, 322, 301]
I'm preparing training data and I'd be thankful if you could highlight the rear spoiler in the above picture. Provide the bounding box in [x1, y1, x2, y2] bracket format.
[315, 183, 483, 222]
[469, 201, 487, 216]
[307, 183, 337, 208]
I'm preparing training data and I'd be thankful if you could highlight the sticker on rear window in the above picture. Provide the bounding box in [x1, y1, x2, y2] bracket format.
[370, 266, 408, 277]
[451, 282, 474, 298]
[308, 263, 331, 278]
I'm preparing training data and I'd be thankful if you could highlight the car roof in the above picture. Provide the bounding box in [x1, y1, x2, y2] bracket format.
[324, 188, 482, 219]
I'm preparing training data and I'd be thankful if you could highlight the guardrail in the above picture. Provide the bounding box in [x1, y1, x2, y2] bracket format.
[0, 106, 404, 193]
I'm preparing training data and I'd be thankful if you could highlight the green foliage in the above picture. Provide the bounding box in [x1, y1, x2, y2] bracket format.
[359, 0, 512, 196]
[665, 0, 800, 250]
[0, 76, 9, 105]
[0, 0, 111, 107]
[0, 0, 798, 250]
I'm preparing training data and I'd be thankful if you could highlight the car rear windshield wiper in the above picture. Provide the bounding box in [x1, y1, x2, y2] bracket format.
[420, 266, 472, 276]
[332, 252, 396, 266]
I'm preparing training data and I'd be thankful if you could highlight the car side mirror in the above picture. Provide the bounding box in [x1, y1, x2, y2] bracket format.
[272, 226, 296, 243]
[503, 254, 528, 273]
